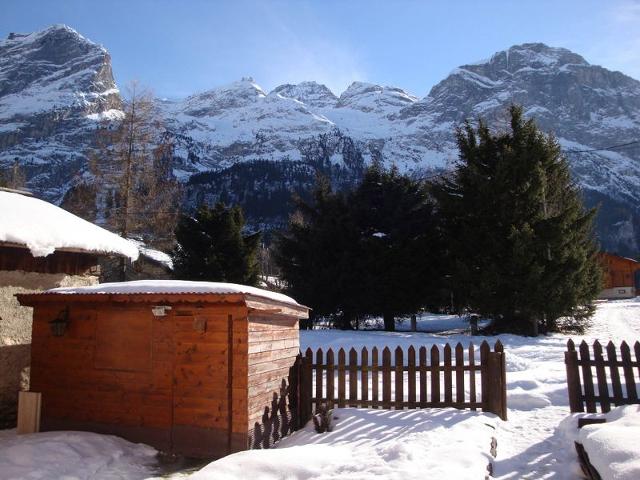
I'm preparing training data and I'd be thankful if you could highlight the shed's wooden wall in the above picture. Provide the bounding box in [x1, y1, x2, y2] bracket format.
[30, 302, 174, 450]
[246, 314, 300, 432]
[169, 304, 248, 457]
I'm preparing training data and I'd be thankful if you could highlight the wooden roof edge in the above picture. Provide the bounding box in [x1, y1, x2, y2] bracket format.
[0, 241, 126, 258]
[15, 291, 309, 316]
[15, 291, 248, 306]
[244, 294, 310, 318]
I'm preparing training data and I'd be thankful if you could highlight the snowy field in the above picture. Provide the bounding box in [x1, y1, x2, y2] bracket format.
[1, 299, 639, 479]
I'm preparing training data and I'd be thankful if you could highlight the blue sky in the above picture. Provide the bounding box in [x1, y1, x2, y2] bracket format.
[2, 0, 640, 99]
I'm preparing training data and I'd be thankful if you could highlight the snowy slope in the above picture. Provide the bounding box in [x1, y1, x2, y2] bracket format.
[2, 26, 640, 251]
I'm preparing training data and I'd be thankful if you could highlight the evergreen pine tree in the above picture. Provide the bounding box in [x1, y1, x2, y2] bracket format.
[274, 178, 362, 329]
[434, 105, 601, 334]
[350, 165, 444, 331]
[172, 203, 261, 286]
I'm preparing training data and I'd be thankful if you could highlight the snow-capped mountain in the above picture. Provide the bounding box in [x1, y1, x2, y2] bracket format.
[0, 25, 121, 200]
[1, 26, 640, 253]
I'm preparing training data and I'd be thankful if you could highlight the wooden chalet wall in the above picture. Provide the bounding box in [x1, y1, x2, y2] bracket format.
[598, 252, 640, 299]
[20, 293, 307, 459]
[0, 245, 99, 275]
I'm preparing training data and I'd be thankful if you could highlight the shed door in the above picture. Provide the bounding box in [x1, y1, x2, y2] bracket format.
[171, 312, 231, 457]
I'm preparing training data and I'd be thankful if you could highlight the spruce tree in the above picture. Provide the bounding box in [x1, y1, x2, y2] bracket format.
[274, 178, 362, 329]
[434, 106, 601, 335]
[350, 165, 444, 331]
[172, 203, 261, 286]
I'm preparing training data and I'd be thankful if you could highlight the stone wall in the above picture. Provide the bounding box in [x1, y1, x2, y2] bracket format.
[0, 270, 97, 427]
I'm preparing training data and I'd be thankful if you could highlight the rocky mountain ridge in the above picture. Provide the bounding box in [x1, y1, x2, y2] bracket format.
[1, 26, 639, 253]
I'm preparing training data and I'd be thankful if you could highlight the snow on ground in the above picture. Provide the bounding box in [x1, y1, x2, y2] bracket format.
[0, 429, 157, 480]
[578, 405, 640, 480]
[191, 408, 496, 480]
[300, 299, 640, 479]
[0, 299, 638, 479]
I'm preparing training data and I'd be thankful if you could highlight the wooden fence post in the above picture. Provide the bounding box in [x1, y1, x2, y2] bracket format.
[484, 342, 507, 420]
[565, 339, 584, 413]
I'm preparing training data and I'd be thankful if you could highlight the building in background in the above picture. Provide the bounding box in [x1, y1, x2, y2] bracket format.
[0, 188, 139, 427]
[598, 252, 640, 299]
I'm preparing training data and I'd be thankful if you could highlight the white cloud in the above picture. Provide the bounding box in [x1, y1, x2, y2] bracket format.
[252, 6, 367, 95]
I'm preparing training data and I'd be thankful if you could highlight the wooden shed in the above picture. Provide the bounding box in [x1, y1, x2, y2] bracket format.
[598, 252, 640, 299]
[16, 280, 309, 458]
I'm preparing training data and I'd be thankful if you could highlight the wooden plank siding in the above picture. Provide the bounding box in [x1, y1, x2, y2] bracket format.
[19, 292, 309, 459]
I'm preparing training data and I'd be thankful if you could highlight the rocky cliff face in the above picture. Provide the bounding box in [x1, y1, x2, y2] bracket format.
[0, 25, 121, 200]
[2, 27, 640, 253]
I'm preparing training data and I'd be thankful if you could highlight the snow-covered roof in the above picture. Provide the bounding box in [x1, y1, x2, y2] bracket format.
[128, 239, 173, 270]
[47, 280, 301, 306]
[0, 191, 139, 260]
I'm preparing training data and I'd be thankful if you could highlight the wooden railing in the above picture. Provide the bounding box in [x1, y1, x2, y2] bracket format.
[298, 341, 507, 420]
[565, 339, 640, 413]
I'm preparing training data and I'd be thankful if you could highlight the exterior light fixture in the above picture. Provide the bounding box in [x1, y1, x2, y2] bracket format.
[49, 308, 69, 337]
[152, 305, 172, 317]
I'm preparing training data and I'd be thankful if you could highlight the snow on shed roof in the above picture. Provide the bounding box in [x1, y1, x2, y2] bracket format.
[47, 280, 300, 306]
[0, 191, 139, 260]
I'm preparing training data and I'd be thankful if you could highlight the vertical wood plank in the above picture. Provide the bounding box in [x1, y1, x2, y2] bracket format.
[579, 341, 597, 413]
[455, 342, 464, 406]
[606, 341, 623, 406]
[620, 341, 638, 402]
[494, 340, 507, 420]
[444, 343, 453, 406]
[349, 348, 358, 407]
[565, 339, 584, 413]
[395, 347, 404, 409]
[382, 347, 392, 408]
[338, 348, 346, 408]
[303, 348, 313, 423]
[326, 349, 335, 410]
[408, 346, 416, 409]
[361, 347, 369, 407]
[372, 347, 379, 409]
[17, 392, 41, 434]
[593, 340, 610, 412]
[431, 345, 440, 406]
[315, 348, 324, 407]
[480, 341, 490, 409]
[419, 346, 427, 408]
[634, 342, 640, 394]
[469, 343, 477, 410]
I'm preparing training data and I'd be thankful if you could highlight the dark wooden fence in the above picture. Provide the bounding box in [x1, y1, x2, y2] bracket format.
[565, 339, 640, 413]
[249, 341, 508, 450]
[298, 341, 507, 420]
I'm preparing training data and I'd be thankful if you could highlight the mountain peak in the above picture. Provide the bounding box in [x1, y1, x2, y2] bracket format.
[271, 81, 337, 108]
[464, 43, 588, 75]
[181, 77, 266, 116]
[337, 81, 417, 113]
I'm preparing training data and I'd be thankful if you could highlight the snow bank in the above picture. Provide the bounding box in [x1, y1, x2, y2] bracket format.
[579, 405, 640, 480]
[0, 191, 139, 260]
[0, 429, 156, 480]
[48, 279, 301, 305]
[192, 408, 496, 480]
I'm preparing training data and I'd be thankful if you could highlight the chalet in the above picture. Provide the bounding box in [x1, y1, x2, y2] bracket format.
[0, 189, 138, 427]
[598, 252, 640, 299]
[16, 280, 309, 458]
